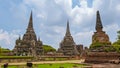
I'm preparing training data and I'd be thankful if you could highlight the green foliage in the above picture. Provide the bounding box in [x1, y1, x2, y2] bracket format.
[104, 46, 116, 52]
[90, 43, 102, 49]
[43, 45, 56, 53]
[112, 41, 120, 52]
[0, 47, 11, 52]
[113, 40, 120, 45]
[0, 47, 11, 56]
[90, 42, 115, 52]
[117, 30, 120, 40]
[112, 30, 120, 52]
[107, 30, 120, 53]
[90, 42, 110, 49]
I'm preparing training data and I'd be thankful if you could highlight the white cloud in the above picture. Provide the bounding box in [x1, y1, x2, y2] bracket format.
[104, 23, 120, 43]
[116, 5, 120, 12]
[1, 0, 120, 50]
[52, 26, 65, 35]
[16, 0, 120, 49]
[104, 23, 120, 32]
[0, 29, 19, 50]
[70, 0, 95, 26]
[74, 31, 93, 47]
[80, 0, 88, 8]
[0, 29, 10, 44]
[92, 0, 103, 9]
[37, 14, 46, 19]
[54, 0, 72, 15]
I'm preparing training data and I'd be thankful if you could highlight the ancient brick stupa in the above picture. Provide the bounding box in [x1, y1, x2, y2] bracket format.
[90, 11, 111, 51]
[58, 21, 79, 56]
[85, 11, 120, 63]
[13, 11, 43, 57]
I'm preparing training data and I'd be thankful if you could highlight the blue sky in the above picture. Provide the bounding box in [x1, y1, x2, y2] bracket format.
[0, 0, 120, 50]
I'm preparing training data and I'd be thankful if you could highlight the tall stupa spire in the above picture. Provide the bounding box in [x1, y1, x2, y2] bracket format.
[18, 35, 21, 40]
[96, 10, 103, 32]
[27, 11, 33, 30]
[23, 11, 37, 41]
[65, 20, 71, 36]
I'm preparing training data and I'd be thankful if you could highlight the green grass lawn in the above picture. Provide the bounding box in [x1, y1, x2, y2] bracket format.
[0, 56, 33, 59]
[38, 63, 84, 68]
[1, 63, 84, 68]
[1, 65, 17, 68]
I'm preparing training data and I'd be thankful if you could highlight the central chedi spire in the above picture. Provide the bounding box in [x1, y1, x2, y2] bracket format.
[27, 11, 33, 30]
[13, 11, 43, 57]
[96, 11, 103, 32]
[65, 20, 71, 36]
[90, 10, 111, 51]
[23, 11, 37, 41]
[58, 21, 79, 56]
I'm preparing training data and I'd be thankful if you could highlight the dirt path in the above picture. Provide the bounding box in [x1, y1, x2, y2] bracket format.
[0, 59, 85, 66]
[0, 64, 1, 68]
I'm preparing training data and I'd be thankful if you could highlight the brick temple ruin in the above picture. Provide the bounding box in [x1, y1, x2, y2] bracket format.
[13, 11, 43, 57]
[85, 11, 120, 63]
[58, 21, 80, 56]
[12, 11, 85, 61]
[11, 10, 120, 63]
[90, 11, 111, 51]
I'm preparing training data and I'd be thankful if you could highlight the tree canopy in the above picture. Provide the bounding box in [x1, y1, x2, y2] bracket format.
[0, 47, 11, 56]
[43, 45, 56, 53]
[117, 30, 120, 40]
[0, 47, 11, 52]
[112, 30, 120, 52]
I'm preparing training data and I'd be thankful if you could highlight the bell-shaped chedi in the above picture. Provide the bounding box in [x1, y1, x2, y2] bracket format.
[58, 21, 79, 56]
[90, 11, 111, 51]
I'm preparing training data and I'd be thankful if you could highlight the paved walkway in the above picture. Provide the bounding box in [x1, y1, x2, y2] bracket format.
[91, 63, 120, 68]
[1, 60, 120, 68]
[0, 59, 85, 66]
[0, 64, 1, 68]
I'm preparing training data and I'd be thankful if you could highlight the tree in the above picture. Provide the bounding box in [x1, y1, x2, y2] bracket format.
[0, 46, 1, 56]
[0, 47, 11, 56]
[43, 45, 56, 53]
[117, 30, 120, 40]
[112, 30, 120, 52]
